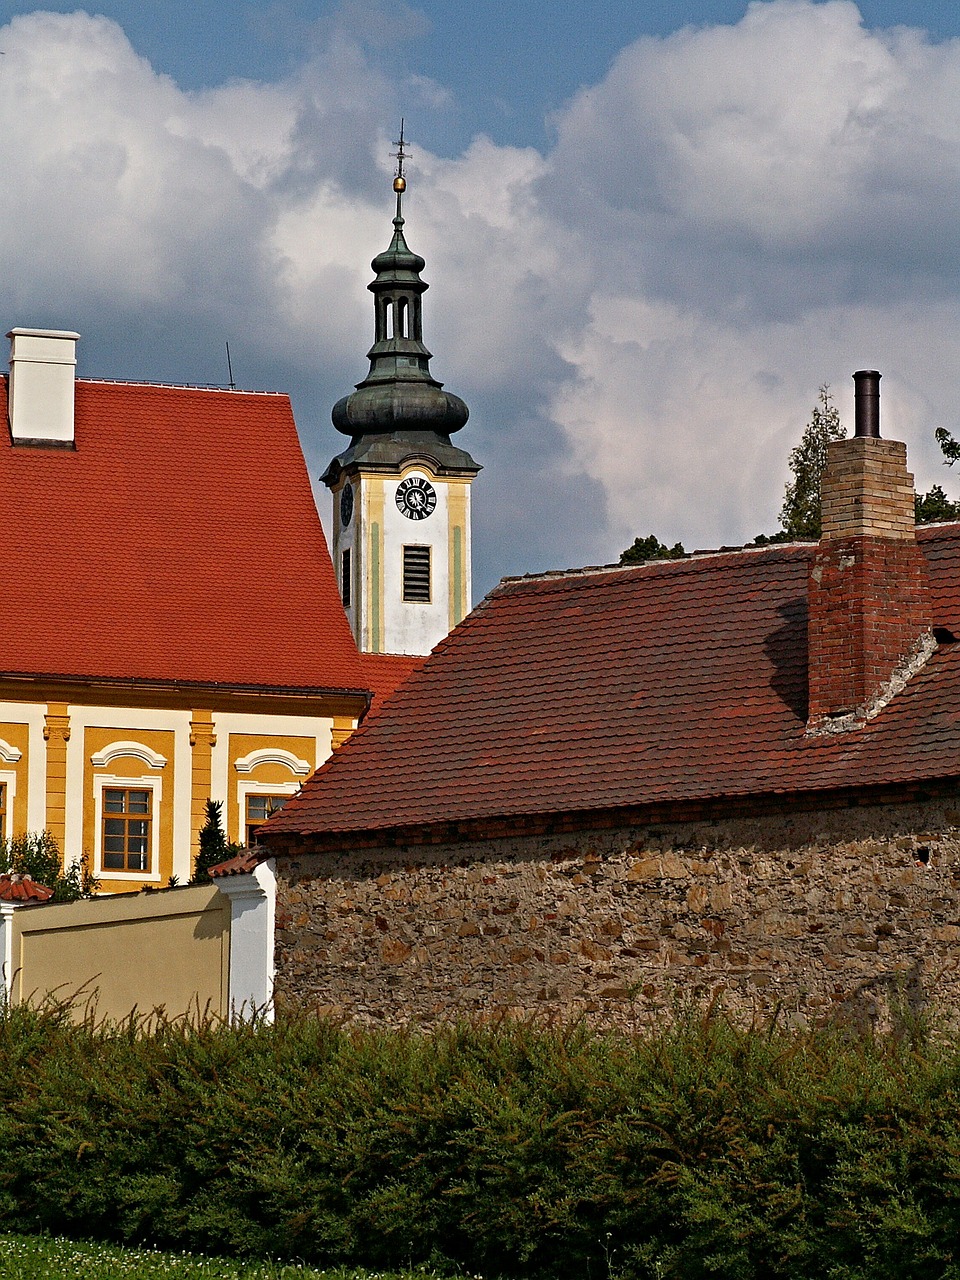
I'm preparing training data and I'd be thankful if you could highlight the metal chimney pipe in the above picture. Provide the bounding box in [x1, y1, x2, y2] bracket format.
[853, 369, 881, 438]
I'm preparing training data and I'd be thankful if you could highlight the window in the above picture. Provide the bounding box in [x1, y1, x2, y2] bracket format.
[0, 781, 6, 843]
[341, 547, 352, 607]
[402, 544, 431, 602]
[102, 787, 152, 872]
[246, 793, 289, 846]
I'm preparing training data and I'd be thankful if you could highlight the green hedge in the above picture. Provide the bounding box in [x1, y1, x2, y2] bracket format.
[1, 1005, 960, 1279]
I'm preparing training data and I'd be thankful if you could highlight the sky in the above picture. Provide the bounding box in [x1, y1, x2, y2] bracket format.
[2, 0, 960, 598]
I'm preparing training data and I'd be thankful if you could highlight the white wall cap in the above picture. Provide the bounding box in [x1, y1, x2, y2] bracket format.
[7, 328, 81, 341]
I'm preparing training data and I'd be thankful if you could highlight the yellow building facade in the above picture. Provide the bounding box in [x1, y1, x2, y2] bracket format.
[0, 329, 383, 892]
[0, 684, 362, 892]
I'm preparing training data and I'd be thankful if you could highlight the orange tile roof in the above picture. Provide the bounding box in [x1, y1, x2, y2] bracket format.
[0, 873, 54, 902]
[359, 653, 426, 711]
[208, 849, 262, 878]
[0, 378, 366, 692]
[263, 525, 960, 844]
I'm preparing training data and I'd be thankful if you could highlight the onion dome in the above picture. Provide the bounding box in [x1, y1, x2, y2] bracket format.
[331, 149, 469, 441]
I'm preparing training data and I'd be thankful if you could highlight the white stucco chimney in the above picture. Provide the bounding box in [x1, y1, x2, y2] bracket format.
[7, 328, 81, 445]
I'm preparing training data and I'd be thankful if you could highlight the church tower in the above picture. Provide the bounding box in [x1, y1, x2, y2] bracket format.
[323, 129, 480, 656]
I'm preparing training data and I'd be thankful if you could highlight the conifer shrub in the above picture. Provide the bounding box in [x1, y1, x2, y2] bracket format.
[192, 800, 243, 884]
[0, 1005, 959, 1278]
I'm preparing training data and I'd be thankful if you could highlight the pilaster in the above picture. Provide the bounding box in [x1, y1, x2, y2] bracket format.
[331, 715, 355, 750]
[42, 703, 70, 849]
[189, 712, 217, 869]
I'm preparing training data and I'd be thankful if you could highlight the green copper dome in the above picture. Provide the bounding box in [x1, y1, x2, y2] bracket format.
[331, 205, 469, 440]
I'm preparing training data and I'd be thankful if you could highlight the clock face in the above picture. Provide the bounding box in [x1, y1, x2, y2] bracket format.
[396, 475, 437, 521]
[339, 483, 354, 527]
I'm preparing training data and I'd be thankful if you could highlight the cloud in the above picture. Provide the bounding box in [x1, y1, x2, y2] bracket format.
[5, 2, 960, 595]
[532, 0, 960, 551]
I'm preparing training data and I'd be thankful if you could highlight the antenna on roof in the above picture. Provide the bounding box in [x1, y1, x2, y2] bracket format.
[225, 341, 236, 391]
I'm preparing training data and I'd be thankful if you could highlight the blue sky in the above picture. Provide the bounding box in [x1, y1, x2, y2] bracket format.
[8, 1, 960, 151]
[8, 1, 957, 147]
[2, 0, 960, 597]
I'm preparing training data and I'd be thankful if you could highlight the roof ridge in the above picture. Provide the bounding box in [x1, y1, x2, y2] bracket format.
[496, 540, 814, 588]
[76, 377, 287, 396]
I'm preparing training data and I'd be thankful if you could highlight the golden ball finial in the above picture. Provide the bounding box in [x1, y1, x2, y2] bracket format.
[393, 175, 406, 193]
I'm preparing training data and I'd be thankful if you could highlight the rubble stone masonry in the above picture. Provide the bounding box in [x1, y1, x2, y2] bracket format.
[274, 796, 960, 1030]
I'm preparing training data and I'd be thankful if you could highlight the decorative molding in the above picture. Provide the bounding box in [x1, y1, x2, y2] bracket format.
[0, 739, 22, 764]
[190, 725, 217, 748]
[90, 740, 168, 770]
[233, 748, 311, 777]
[43, 710, 70, 744]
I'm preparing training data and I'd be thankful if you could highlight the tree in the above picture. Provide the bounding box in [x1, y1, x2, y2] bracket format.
[0, 831, 97, 902]
[619, 534, 685, 565]
[192, 799, 244, 884]
[915, 484, 960, 524]
[778, 385, 845, 540]
[935, 426, 960, 467]
[913, 429, 960, 524]
[193, 799, 226, 884]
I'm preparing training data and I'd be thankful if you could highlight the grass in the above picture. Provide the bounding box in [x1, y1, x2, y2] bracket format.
[0, 1234, 461, 1280]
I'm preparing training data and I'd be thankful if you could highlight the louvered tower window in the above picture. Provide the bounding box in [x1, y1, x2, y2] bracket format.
[402, 545, 431, 602]
[341, 548, 352, 607]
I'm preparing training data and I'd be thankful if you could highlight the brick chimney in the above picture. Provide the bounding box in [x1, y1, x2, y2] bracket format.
[807, 370, 933, 733]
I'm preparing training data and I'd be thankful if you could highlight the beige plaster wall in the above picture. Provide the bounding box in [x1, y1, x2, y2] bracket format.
[11, 883, 230, 1023]
[274, 797, 960, 1030]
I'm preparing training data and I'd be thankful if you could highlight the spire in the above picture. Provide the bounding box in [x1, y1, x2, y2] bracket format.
[331, 123, 469, 442]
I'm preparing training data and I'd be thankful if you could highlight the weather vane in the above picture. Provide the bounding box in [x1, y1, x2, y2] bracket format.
[391, 119, 409, 217]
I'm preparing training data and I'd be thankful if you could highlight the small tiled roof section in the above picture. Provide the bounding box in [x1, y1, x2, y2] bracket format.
[359, 653, 426, 711]
[0, 378, 366, 692]
[264, 524, 960, 841]
[208, 849, 263, 878]
[0, 873, 54, 902]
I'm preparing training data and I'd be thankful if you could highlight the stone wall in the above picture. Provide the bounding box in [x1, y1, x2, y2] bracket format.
[274, 796, 960, 1029]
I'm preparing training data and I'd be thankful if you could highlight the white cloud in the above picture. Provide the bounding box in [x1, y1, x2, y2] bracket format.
[5, 2, 960, 589]
[531, 0, 960, 553]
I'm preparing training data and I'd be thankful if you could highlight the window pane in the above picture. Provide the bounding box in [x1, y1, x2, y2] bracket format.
[101, 787, 152, 875]
[247, 796, 270, 821]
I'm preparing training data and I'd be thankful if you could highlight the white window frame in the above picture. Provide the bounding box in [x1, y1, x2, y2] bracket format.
[94, 772, 163, 883]
[0, 770, 16, 844]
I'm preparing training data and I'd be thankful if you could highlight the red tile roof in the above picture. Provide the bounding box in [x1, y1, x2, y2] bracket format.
[263, 525, 960, 842]
[0, 874, 54, 902]
[0, 378, 365, 692]
[359, 653, 426, 711]
[208, 849, 262, 878]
